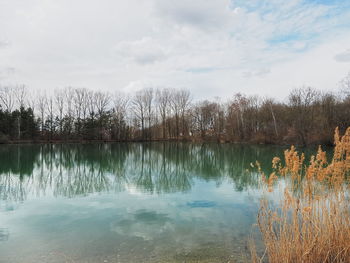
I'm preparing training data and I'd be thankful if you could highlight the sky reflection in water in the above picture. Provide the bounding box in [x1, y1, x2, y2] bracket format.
[0, 143, 286, 262]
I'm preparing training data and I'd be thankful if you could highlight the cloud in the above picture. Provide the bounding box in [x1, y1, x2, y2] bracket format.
[0, 41, 9, 48]
[115, 38, 167, 65]
[185, 67, 223, 74]
[0, 0, 349, 99]
[242, 68, 271, 79]
[0, 67, 16, 80]
[110, 209, 173, 240]
[122, 80, 156, 94]
[153, 0, 234, 31]
[334, 49, 350, 63]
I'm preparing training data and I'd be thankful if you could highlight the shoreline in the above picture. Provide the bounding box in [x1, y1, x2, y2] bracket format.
[0, 138, 323, 147]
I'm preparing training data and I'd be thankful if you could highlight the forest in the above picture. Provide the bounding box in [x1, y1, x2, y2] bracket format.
[0, 72, 349, 145]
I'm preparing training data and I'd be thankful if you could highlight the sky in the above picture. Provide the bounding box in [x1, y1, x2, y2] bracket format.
[0, 0, 350, 100]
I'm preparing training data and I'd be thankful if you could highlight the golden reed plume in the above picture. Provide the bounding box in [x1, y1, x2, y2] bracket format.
[251, 127, 350, 263]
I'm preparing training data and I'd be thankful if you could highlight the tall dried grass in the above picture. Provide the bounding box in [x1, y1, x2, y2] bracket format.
[251, 127, 350, 263]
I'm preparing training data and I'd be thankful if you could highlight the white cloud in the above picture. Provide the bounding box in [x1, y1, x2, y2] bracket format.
[122, 80, 156, 94]
[334, 49, 350, 63]
[114, 37, 167, 65]
[0, 0, 349, 100]
[0, 40, 10, 48]
[153, 0, 234, 31]
[0, 67, 16, 80]
[243, 68, 271, 79]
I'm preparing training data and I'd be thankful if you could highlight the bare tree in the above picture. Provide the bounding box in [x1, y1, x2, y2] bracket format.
[262, 98, 279, 137]
[178, 89, 191, 137]
[12, 85, 27, 140]
[27, 91, 37, 112]
[0, 85, 15, 112]
[94, 91, 111, 139]
[94, 91, 110, 118]
[228, 93, 248, 140]
[170, 89, 181, 138]
[212, 97, 225, 139]
[81, 89, 89, 120]
[87, 90, 96, 119]
[54, 89, 65, 135]
[132, 90, 146, 140]
[37, 91, 47, 137]
[47, 97, 55, 140]
[113, 92, 129, 140]
[340, 72, 350, 97]
[191, 100, 217, 138]
[131, 88, 153, 140]
[64, 87, 75, 136]
[73, 88, 87, 135]
[144, 88, 154, 139]
[156, 88, 171, 139]
[13, 85, 27, 109]
[289, 87, 320, 145]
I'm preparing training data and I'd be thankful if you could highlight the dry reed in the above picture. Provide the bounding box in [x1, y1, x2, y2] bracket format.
[251, 127, 350, 263]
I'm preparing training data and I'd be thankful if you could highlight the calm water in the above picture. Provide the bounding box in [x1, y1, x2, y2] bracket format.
[0, 143, 287, 263]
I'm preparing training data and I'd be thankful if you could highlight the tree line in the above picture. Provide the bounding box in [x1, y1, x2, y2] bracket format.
[0, 73, 349, 145]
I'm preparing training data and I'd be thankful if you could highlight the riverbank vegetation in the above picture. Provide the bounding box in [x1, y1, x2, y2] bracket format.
[1, 73, 350, 145]
[250, 127, 350, 262]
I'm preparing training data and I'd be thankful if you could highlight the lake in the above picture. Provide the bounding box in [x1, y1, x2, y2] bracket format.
[0, 143, 289, 262]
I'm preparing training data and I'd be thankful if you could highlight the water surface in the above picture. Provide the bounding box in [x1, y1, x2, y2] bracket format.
[0, 143, 286, 262]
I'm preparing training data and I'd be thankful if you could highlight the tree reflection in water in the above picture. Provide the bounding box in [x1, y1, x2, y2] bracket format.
[0, 143, 282, 202]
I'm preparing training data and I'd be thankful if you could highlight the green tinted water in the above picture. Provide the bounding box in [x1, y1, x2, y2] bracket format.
[0, 143, 288, 262]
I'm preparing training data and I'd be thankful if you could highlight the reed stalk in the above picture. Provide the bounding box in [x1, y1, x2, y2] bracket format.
[251, 127, 350, 263]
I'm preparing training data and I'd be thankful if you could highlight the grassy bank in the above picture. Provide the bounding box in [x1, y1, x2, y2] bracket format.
[251, 127, 350, 263]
